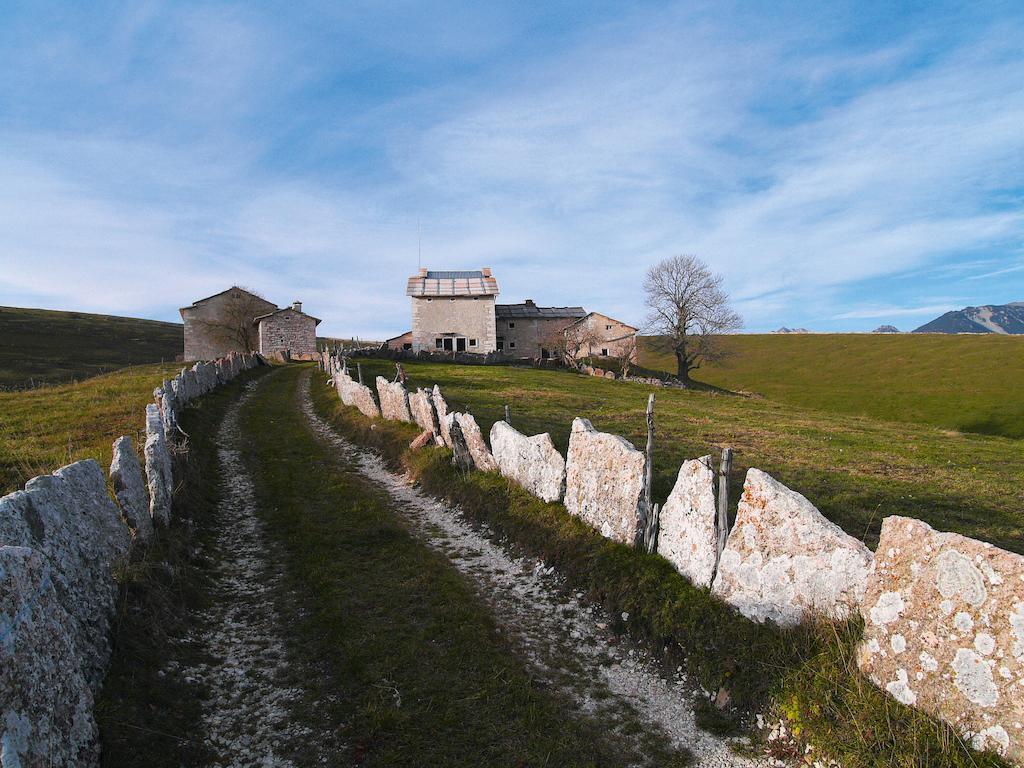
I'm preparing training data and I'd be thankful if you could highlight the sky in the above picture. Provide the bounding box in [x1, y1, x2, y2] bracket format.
[1, 1, 1023, 338]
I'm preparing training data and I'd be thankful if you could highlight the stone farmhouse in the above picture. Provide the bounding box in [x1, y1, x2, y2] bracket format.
[399, 267, 637, 361]
[180, 286, 320, 361]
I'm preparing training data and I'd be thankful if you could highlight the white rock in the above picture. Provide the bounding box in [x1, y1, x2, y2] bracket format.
[375, 377, 413, 422]
[432, 385, 452, 447]
[409, 388, 440, 435]
[710, 468, 872, 626]
[489, 421, 566, 503]
[657, 456, 718, 588]
[450, 413, 498, 472]
[109, 436, 153, 544]
[144, 403, 174, 526]
[0, 546, 98, 767]
[563, 418, 645, 545]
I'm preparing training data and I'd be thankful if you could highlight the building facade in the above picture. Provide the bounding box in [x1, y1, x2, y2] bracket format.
[566, 312, 639, 361]
[256, 302, 321, 358]
[406, 268, 499, 353]
[495, 300, 586, 357]
[180, 288, 320, 360]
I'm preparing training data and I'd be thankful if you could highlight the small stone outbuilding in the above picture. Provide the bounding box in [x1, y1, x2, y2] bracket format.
[255, 302, 320, 359]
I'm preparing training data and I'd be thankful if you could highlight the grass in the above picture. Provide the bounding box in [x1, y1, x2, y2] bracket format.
[0, 362, 181, 494]
[0, 306, 181, 388]
[639, 333, 1024, 439]
[345, 358, 1024, 554]
[309, 368, 1011, 768]
[237, 366, 690, 767]
[96, 366, 269, 766]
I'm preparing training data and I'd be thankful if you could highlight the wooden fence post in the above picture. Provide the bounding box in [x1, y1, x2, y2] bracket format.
[716, 447, 733, 564]
[357, 362, 363, 385]
[504, 404, 511, 424]
[636, 393, 656, 549]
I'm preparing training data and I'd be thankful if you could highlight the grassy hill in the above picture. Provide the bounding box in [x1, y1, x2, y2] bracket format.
[0, 306, 182, 388]
[639, 333, 1024, 438]
[353, 358, 1024, 555]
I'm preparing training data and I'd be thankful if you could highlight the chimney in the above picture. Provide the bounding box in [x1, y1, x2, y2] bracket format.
[292, 300, 302, 313]
[480, 267, 492, 277]
[524, 299, 535, 306]
[418, 267, 428, 277]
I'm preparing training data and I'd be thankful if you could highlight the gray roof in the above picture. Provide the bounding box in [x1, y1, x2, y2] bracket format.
[496, 303, 587, 319]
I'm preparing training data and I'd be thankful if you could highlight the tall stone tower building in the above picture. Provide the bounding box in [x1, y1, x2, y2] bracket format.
[406, 268, 499, 353]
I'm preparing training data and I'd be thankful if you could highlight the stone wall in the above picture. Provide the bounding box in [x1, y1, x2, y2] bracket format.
[258, 308, 318, 358]
[320, 349, 1024, 763]
[411, 295, 497, 353]
[0, 350, 262, 766]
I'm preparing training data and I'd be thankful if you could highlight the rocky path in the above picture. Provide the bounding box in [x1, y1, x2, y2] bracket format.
[172, 381, 327, 767]
[299, 374, 770, 768]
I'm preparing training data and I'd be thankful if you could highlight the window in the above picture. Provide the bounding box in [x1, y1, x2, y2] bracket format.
[456, 337, 467, 352]
[450, 298, 456, 302]
[509, 341, 516, 349]
[606, 324, 612, 330]
[426, 298, 433, 302]
[473, 297, 479, 301]
[402, 343, 412, 350]
[435, 338, 443, 349]
[509, 322, 515, 328]
[497, 340, 504, 350]
[601, 348, 609, 356]
[469, 339, 477, 347]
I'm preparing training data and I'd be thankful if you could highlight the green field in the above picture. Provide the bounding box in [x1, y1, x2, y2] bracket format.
[0, 306, 182, 388]
[639, 333, 1024, 438]
[0, 362, 178, 494]
[353, 358, 1024, 554]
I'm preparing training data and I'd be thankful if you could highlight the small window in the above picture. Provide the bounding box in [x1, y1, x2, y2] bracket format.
[402, 343, 412, 350]
[426, 298, 433, 302]
[450, 298, 456, 302]
[497, 340, 504, 350]
[509, 341, 516, 349]
[469, 339, 477, 347]
[606, 324, 612, 330]
[509, 322, 515, 329]
[473, 297, 479, 301]
[435, 338, 443, 349]
[601, 348, 609, 356]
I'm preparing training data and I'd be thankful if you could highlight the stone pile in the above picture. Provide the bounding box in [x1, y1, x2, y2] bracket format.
[0, 349, 262, 766]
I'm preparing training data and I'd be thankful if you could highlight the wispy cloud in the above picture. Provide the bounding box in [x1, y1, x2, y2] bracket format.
[834, 304, 957, 320]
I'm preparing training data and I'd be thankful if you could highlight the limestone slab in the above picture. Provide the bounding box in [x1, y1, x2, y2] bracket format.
[710, 468, 872, 627]
[450, 413, 498, 472]
[110, 436, 153, 544]
[858, 516, 1024, 762]
[0, 546, 98, 767]
[657, 456, 718, 588]
[376, 377, 412, 422]
[446, 414, 475, 472]
[409, 388, 440, 435]
[563, 417, 645, 544]
[144, 403, 174, 526]
[432, 385, 452, 447]
[340, 375, 381, 419]
[0, 460, 130, 691]
[489, 421, 565, 503]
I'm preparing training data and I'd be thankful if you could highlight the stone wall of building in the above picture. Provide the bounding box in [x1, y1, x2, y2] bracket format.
[496, 315, 578, 357]
[258, 308, 318, 358]
[180, 289, 277, 361]
[411, 295, 497, 353]
[570, 313, 638, 361]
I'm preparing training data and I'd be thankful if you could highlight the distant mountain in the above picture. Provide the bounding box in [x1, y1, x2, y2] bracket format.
[913, 303, 1024, 334]
[873, 325, 900, 333]
[774, 327, 810, 334]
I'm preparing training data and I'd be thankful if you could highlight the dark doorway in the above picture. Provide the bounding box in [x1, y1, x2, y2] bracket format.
[456, 337, 467, 352]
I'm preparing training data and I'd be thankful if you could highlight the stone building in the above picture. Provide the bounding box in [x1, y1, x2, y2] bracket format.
[180, 287, 320, 361]
[566, 312, 639, 362]
[495, 300, 586, 358]
[406, 268, 499, 353]
[255, 302, 320, 359]
[385, 331, 413, 351]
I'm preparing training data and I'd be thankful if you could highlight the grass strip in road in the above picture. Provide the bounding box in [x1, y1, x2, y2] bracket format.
[239, 366, 690, 767]
[308, 370, 1010, 768]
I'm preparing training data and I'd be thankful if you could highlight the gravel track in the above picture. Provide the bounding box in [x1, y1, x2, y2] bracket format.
[301, 373, 771, 768]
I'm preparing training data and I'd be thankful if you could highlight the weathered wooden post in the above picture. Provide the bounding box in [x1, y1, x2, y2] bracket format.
[357, 362, 363, 385]
[716, 447, 733, 563]
[504, 404, 511, 424]
[636, 393, 656, 549]
[646, 503, 661, 554]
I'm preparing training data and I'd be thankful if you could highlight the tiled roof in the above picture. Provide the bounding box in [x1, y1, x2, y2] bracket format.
[495, 303, 587, 319]
[254, 306, 322, 325]
[406, 268, 499, 297]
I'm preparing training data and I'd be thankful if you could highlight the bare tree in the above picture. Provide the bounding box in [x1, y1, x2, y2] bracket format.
[643, 255, 742, 383]
[616, 334, 639, 378]
[547, 322, 600, 369]
[194, 288, 270, 353]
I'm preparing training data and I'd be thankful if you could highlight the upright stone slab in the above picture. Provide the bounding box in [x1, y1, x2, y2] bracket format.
[489, 421, 565, 503]
[0, 460, 130, 692]
[711, 469, 872, 627]
[451, 413, 498, 472]
[340, 376, 381, 418]
[563, 418, 645, 544]
[144, 403, 173, 526]
[157, 381, 177, 433]
[0, 546, 98, 768]
[375, 376, 412, 422]
[432, 385, 452, 447]
[446, 414, 475, 472]
[657, 456, 718, 588]
[409, 388, 440, 435]
[858, 516, 1024, 761]
[110, 436, 153, 544]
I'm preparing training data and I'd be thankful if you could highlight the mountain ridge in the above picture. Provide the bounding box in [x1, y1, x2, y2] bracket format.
[913, 302, 1024, 334]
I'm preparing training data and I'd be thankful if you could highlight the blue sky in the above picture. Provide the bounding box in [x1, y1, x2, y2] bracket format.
[1, 1, 1022, 337]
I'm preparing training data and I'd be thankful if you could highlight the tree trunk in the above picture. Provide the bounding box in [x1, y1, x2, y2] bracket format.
[675, 351, 691, 383]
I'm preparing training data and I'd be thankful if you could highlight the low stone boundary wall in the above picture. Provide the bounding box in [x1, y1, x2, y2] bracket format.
[0, 350, 262, 766]
[320, 349, 1024, 762]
